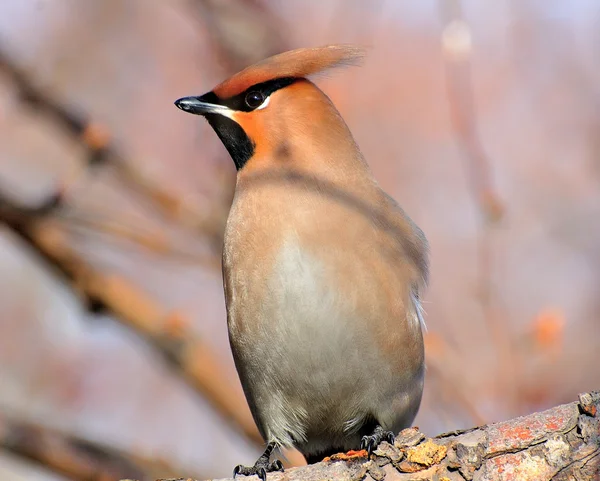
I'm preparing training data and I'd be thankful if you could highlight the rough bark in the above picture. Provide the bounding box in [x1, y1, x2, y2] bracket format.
[154, 391, 599, 481]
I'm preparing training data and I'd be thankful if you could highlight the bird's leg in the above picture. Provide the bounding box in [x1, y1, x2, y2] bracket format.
[360, 425, 395, 455]
[233, 442, 284, 481]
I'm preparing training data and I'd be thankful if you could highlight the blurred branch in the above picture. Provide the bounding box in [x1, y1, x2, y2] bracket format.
[0, 410, 180, 481]
[0, 39, 259, 442]
[0, 45, 223, 240]
[439, 1, 504, 224]
[423, 331, 487, 426]
[156, 391, 600, 481]
[185, 0, 288, 72]
[0, 191, 262, 447]
[62, 211, 220, 270]
[439, 0, 515, 416]
[0, 21, 271, 453]
[329, 0, 385, 45]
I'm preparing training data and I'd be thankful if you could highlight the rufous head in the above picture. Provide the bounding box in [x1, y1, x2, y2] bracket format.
[175, 45, 364, 171]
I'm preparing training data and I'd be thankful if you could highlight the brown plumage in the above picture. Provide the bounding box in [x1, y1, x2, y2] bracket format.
[175, 45, 428, 481]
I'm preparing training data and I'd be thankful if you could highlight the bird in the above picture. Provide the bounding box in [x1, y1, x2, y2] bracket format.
[175, 45, 428, 481]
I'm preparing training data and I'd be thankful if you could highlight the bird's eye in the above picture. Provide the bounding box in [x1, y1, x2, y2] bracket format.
[245, 91, 265, 109]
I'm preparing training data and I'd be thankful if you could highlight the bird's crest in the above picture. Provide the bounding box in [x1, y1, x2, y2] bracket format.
[213, 45, 365, 99]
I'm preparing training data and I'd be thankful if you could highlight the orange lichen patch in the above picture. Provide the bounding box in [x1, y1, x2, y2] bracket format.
[81, 121, 111, 149]
[487, 403, 578, 455]
[323, 449, 368, 462]
[213, 45, 364, 98]
[484, 451, 554, 481]
[404, 439, 447, 467]
[532, 308, 564, 352]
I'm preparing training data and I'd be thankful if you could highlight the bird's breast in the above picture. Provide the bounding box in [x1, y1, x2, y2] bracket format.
[221, 175, 425, 449]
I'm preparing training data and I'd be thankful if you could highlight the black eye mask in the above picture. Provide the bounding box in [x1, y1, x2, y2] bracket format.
[200, 77, 298, 112]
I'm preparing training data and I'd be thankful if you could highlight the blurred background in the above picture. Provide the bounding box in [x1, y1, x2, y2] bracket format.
[0, 0, 599, 480]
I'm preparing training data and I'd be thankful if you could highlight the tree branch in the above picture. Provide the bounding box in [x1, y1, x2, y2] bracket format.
[0, 411, 182, 481]
[154, 391, 599, 481]
[438, 0, 518, 417]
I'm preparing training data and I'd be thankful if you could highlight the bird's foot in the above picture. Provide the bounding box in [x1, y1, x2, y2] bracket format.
[360, 425, 395, 455]
[233, 460, 283, 481]
[233, 443, 283, 481]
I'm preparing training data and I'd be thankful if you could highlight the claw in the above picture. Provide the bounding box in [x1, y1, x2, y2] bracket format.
[233, 465, 241, 478]
[272, 460, 284, 472]
[367, 438, 376, 455]
[361, 426, 396, 456]
[257, 467, 267, 481]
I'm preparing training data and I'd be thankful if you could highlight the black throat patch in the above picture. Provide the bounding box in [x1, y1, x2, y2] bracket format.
[203, 114, 255, 170]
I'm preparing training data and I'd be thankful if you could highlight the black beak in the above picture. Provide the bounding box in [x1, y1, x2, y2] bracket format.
[174, 96, 233, 118]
